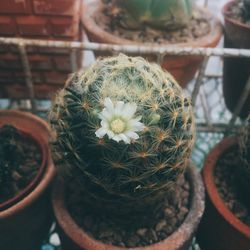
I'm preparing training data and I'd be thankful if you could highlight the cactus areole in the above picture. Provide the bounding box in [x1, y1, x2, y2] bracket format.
[50, 54, 195, 224]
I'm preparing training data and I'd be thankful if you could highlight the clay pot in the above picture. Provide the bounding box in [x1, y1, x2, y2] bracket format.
[81, 0, 222, 87]
[222, 1, 250, 119]
[196, 137, 250, 250]
[52, 164, 205, 250]
[0, 110, 56, 250]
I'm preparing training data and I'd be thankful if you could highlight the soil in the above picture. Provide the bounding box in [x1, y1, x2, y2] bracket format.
[214, 147, 250, 227]
[0, 126, 41, 204]
[225, 0, 250, 25]
[66, 173, 191, 248]
[95, 5, 211, 44]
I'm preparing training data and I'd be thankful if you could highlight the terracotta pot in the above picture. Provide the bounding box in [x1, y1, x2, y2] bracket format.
[222, 1, 250, 119]
[0, 110, 56, 250]
[81, 0, 222, 87]
[196, 137, 250, 250]
[52, 164, 205, 250]
[0, 0, 84, 99]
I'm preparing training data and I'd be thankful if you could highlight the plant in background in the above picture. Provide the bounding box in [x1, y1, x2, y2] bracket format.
[50, 54, 195, 226]
[0, 125, 24, 199]
[106, 0, 195, 29]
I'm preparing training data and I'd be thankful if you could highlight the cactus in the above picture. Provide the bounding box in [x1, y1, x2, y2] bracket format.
[50, 54, 195, 226]
[0, 125, 24, 199]
[243, 0, 250, 20]
[239, 114, 250, 179]
[106, 0, 195, 30]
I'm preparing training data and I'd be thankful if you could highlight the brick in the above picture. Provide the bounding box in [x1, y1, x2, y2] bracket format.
[28, 54, 52, 70]
[53, 54, 71, 71]
[16, 16, 49, 37]
[14, 71, 45, 84]
[0, 16, 17, 35]
[0, 71, 15, 84]
[44, 71, 69, 85]
[50, 16, 79, 38]
[0, 53, 22, 69]
[32, 0, 80, 16]
[0, 0, 31, 14]
[2, 83, 62, 99]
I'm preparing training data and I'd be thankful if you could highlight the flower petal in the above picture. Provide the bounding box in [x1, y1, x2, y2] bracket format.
[128, 119, 145, 131]
[107, 130, 115, 139]
[119, 133, 131, 144]
[122, 102, 137, 120]
[114, 101, 124, 115]
[99, 109, 113, 121]
[101, 120, 109, 128]
[112, 135, 122, 142]
[125, 131, 139, 140]
[104, 98, 114, 113]
[95, 127, 108, 138]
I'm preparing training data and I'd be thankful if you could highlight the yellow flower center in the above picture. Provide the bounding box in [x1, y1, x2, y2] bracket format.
[110, 118, 125, 134]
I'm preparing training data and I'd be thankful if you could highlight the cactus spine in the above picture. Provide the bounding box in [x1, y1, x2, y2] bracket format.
[50, 54, 195, 225]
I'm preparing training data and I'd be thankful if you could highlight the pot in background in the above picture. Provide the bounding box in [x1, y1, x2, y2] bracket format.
[0, 110, 56, 250]
[197, 137, 250, 250]
[81, 0, 222, 87]
[222, 0, 250, 119]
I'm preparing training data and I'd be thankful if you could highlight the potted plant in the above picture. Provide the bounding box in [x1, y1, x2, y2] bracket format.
[0, 0, 84, 99]
[197, 114, 250, 250]
[0, 110, 55, 250]
[50, 54, 205, 249]
[222, 0, 250, 119]
[81, 0, 222, 87]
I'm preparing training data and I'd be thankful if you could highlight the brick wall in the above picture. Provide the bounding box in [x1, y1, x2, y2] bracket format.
[0, 0, 83, 99]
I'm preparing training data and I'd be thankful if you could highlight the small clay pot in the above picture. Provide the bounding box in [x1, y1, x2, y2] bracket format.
[52, 164, 205, 250]
[197, 137, 250, 250]
[0, 110, 56, 250]
[81, 0, 222, 87]
[222, 0, 250, 119]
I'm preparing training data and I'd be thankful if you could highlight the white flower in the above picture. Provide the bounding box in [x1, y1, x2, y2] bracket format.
[95, 98, 145, 144]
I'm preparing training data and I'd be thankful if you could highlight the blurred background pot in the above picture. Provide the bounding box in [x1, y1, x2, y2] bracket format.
[81, 0, 222, 87]
[0, 110, 55, 250]
[222, 0, 250, 119]
[197, 137, 250, 250]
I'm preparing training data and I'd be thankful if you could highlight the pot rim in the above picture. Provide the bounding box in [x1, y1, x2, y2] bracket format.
[203, 136, 250, 238]
[0, 110, 55, 219]
[0, 129, 47, 211]
[222, 0, 250, 30]
[52, 163, 205, 250]
[81, 0, 222, 49]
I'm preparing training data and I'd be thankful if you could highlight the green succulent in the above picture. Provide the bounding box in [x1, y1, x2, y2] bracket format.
[49, 54, 195, 226]
[110, 0, 195, 29]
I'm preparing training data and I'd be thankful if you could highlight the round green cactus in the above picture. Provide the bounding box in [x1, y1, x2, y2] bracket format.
[50, 54, 195, 225]
[110, 0, 195, 29]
